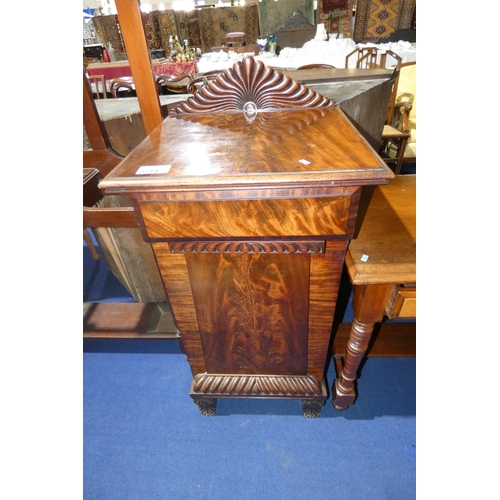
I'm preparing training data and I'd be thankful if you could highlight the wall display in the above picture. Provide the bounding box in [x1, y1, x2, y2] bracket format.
[142, 11, 163, 51]
[198, 5, 259, 51]
[91, 6, 260, 56]
[353, 0, 416, 42]
[93, 15, 127, 60]
[257, 0, 314, 38]
[175, 10, 202, 49]
[318, 0, 352, 38]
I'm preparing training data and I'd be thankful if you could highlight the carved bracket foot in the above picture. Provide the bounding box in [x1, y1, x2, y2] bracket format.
[193, 398, 217, 416]
[301, 400, 324, 418]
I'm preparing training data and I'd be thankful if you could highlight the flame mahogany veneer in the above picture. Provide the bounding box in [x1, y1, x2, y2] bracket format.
[99, 57, 394, 417]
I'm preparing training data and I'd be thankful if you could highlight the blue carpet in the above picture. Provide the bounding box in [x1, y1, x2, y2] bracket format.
[84, 232, 416, 499]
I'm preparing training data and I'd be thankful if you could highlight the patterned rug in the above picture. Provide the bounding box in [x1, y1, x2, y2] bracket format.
[157, 10, 178, 52]
[176, 10, 202, 49]
[198, 5, 260, 52]
[319, 0, 352, 38]
[142, 11, 162, 51]
[353, 0, 415, 42]
[91, 6, 272, 58]
[93, 15, 127, 60]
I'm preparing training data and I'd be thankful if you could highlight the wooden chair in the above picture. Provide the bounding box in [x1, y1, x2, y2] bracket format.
[186, 70, 224, 94]
[83, 69, 123, 177]
[83, 71, 126, 261]
[345, 47, 412, 174]
[109, 77, 135, 98]
[156, 73, 194, 94]
[173, 55, 332, 114]
[297, 64, 336, 70]
[346, 47, 402, 123]
[87, 74, 107, 99]
[380, 61, 416, 174]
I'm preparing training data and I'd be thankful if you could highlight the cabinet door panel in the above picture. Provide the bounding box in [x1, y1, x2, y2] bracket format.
[187, 252, 310, 375]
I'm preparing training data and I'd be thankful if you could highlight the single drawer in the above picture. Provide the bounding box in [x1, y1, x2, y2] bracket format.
[139, 197, 351, 240]
[385, 285, 416, 319]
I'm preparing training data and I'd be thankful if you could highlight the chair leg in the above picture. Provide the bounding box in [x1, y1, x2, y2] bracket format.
[394, 137, 409, 175]
[84, 228, 100, 260]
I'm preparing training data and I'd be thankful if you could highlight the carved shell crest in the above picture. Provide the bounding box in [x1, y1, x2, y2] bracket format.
[172, 56, 333, 114]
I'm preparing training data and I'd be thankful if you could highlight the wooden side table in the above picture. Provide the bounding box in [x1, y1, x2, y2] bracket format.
[332, 174, 416, 411]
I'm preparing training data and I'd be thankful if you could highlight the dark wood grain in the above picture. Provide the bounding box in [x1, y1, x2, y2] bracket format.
[307, 240, 347, 379]
[173, 56, 332, 114]
[99, 107, 392, 194]
[83, 168, 103, 208]
[140, 197, 351, 239]
[188, 252, 310, 375]
[152, 242, 207, 375]
[98, 59, 394, 416]
[83, 206, 139, 228]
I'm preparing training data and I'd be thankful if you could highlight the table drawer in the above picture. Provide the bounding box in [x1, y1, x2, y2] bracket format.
[385, 285, 416, 319]
[140, 197, 351, 239]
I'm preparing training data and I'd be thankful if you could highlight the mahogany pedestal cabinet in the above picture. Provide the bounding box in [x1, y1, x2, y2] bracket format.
[99, 57, 394, 417]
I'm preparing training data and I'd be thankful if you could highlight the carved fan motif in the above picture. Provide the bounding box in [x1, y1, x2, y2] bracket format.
[172, 56, 333, 114]
[172, 106, 332, 140]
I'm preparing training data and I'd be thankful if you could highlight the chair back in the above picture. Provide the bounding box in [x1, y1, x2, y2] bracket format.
[109, 77, 135, 98]
[83, 69, 122, 175]
[395, 61, 416, 121]
[346, 47, 402, 123]
[156, 73, 194, 94]
[345, 47, 401, 69]
[173, 56, 332, 114]
[186, 70, 223, 94]
[297, 64, 336, 70]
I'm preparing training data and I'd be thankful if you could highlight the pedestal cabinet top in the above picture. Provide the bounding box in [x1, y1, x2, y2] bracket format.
[100, 106, 393, 195]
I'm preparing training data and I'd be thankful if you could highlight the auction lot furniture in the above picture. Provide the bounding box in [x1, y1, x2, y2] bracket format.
[98, 57, 393, 417]
[332, 174, 416, 411]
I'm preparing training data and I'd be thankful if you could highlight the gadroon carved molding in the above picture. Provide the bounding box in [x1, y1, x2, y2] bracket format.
[191, 373, 324, 397]
[169, 241, 326, 254]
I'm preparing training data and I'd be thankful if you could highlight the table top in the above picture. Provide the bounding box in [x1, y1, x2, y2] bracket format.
[94, 95, 190, 121]
[87, 59, 200, 79]
[99, 106, 393, 195]
[282, 68, 393, 105]
[345, 174, 416, 285]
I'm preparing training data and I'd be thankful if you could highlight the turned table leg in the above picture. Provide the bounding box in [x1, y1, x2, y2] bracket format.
[332, 284, 392, 411]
